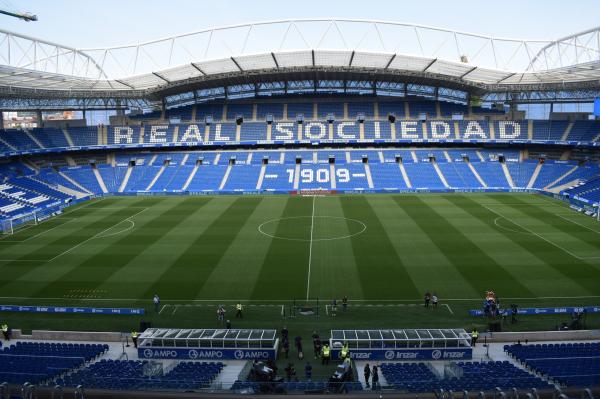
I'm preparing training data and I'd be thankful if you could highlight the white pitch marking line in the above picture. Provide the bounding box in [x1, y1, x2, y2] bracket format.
[95, 220, 135, 239]
[445, 304, 454, 315]
[306, 195, 315, 300]
[172, 305, 179, 315]
[46, 208, 148, 263]
[555, 214, 600, 234]
[158, 304, 169, 314]
[22, 218, 78, 242]
[482, 204, 600, 261]
[2, 295, 600, 303]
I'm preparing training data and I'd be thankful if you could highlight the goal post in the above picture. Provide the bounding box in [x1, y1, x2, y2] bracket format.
[1, 210, 38, 235]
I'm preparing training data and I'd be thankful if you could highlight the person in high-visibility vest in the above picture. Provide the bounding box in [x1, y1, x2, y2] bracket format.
[131, 330, 139, 348]
[1, 323, 9, 341]
[235, 303, 243, 319]
[471, 328, 479, 347]
[340, 342, 349, 359]
[321, 344, 331, 365]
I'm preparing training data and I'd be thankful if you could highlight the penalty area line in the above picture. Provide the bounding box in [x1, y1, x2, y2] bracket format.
[481, 204, 600, 261]
[444, 304, 454, 315]
[46, 207, 148, 262]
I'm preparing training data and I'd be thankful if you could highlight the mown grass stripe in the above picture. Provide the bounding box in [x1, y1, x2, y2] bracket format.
[492, 195, 600, 253]
[32, 197, 210, 298]
[197, 197, 288, 300]
[369, 196, 480, 299]
[394, 195, 534, 298]
[445, 195, 598, 296]
[250, 196, 312, 300]
[0, 200, 148, 289]
[341, 196, 420, 299]
[143, 197, 262, 299]
[307, 196, 366, 300]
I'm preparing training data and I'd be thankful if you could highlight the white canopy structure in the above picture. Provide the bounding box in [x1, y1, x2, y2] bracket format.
[0, 19, 599, 103]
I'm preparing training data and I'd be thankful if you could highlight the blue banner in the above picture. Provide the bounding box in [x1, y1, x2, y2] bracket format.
[330, 348, 472, 361]
[0, 304, 144, 315]
[595, 98, 600, 116]
[469, 306, 600, 317]
[138, 347, 276, 360]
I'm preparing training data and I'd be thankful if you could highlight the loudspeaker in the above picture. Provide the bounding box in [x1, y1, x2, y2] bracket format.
[140, 321, 152, 332]
[488, 321, 502, 332]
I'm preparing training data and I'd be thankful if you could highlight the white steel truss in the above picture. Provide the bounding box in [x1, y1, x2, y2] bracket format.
[0, 19, 599, 93]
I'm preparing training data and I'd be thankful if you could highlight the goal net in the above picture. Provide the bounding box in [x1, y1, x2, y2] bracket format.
[1, 210, 38, 235]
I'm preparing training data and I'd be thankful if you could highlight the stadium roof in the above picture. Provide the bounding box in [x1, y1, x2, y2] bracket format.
[1, 19, 600, 102]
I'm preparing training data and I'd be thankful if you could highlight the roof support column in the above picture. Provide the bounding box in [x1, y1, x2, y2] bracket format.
[36, 110, 43, 127]
[0, 111, 4, 129]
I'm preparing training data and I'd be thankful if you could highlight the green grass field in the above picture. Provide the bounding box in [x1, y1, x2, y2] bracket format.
[1, 193, 600, 337]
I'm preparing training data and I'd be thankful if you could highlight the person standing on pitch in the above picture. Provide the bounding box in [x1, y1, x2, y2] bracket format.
[432, 293, 439, 309]
[424, 292, 431, 308]
[235, 302, 243, 318]
[321, 343, 331, 365]
[294, 335, 303, 359]
[364, 363, 371, 388]
[471, 328, 479, 347]
[371, 365, 379, 390]
[331, 299, 338, 317]
[342, 296, 348, 312]
[131, 330, 138, 348]
[217, 305, 226, 325]
[153, 294, 160, 313]
[281, 326, 289, 342]
[282, 338, 290, 359]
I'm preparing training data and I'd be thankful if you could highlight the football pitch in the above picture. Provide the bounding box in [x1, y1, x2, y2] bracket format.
[1, 193, 600, 334]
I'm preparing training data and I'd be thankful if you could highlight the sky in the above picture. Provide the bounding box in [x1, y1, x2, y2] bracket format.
[0, 0, 598, 48]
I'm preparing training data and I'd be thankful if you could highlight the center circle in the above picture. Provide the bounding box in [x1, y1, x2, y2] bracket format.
[258, 216, 366, 242]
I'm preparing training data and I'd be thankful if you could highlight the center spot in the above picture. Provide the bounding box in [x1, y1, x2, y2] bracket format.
[258, 216, 366, 242]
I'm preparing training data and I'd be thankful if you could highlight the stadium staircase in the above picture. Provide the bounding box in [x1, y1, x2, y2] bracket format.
[467, 161, 487, 188]
[432, 160, 450, 188]
[218, 163, 233, 190]
[560, 122, 574, 141]
[329, 163, 337, 189]
[28, 175, 88, 199]
[91, 165, 109, 194]
[501, 161, 516, 188]
[527, 162, 543, 188]
[24, 130, 45, 149]
[145, 162, 166, 191]
[363, 163, 375, 188]
[255, 163, 267, 190]
[398, 162, 412, 188]
[58, 171, 92, 195]
[544, 165, 580, 191]
[61, 128, 75, 147]
[118, 163, 133, 193]
[182, 161, 200, 190]
[0, 136, 16, 151]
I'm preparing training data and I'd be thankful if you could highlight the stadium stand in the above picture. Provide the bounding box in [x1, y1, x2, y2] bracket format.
[58, 360, 223, 391]
[505, 343, 600, 387]
[0, 149, 598, 201]
[0, 342, 108, 385]
[381, 361, 552, 393]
